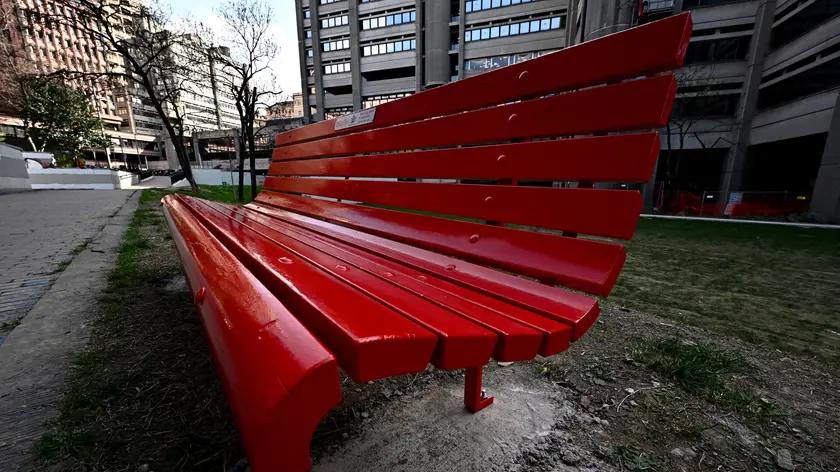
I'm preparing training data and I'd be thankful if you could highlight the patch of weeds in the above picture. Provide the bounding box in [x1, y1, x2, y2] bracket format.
[1, 318, 22, 330]
[53, 259, 72, 273]
[586, 364, 615, 386]
[70, 238, 93, 256]
[610, 444, 668, 471]
[535, 359, 562, 379]
[634, 337, 781, 418]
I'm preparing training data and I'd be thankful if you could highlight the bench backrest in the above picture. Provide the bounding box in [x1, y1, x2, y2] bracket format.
[257, 13, 692, 298]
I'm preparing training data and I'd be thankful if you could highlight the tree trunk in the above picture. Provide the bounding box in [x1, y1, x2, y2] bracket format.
[237, 131, 245, 202]
[248, 88, 258, 200]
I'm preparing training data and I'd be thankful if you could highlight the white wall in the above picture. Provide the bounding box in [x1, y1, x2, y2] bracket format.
[27, 169, 137, 190]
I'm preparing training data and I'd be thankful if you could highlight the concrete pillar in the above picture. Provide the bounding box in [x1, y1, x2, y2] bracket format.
[809, 92, 840, 223]
[415, 0, 425, 91]
[457, 0, 466, 80]
[164, 138, 179, 169]
[424, 0, 451, 87]
[643, 153, 661, 212]
[582, 0, 634, 42]
[294, 0, 311, 123]
[718, 0, 776, 201]
[565, 0, 579, 47]
[311, 2, 325, 121]
[349, 0, 362, 110]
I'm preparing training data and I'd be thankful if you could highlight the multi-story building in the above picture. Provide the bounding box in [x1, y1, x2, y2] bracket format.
[295, 0, 840, 221]
[294, 0, 567, 121]
[632, 0, 839, 221]
[268, 92, 305, 118]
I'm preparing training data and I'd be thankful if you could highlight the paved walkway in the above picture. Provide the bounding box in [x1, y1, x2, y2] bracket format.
[0, 189, 139, 471]
[0, 190, 135, 345]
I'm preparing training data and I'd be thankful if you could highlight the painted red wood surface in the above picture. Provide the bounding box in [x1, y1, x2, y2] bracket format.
[263, 178, 642, 239]
[272, 75, 676, 162]
[200, 198, 575, 358]
[162, 195, 341, 472]
[247, 198, 602, 340]
[254, 191, 626, 297]
[269, 133, 659, 182]
[275, 13, 691, 147]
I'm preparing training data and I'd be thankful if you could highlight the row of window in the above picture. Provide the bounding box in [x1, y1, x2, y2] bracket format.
[363, 39, 416, 56]
[771, 0, 840, 50]
[466, 0, 538, 13]
[321, 14, 349, 28]
[464, 49, 556, 71]
[465, 15, 564, 42]
[683, 37, 750, 64]
[362, 11, 416, 30]
[324, 38, 351, 52]
[324, 62, 351, 74]
[320, 0, 341, 4]
[758, 55, 840, 110]
[363, 93, 411, 109]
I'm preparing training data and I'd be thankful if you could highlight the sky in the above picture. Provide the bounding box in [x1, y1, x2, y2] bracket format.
[168, 0, 302, 96]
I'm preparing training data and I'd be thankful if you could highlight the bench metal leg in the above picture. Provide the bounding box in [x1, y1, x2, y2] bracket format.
[464, 366, 494, 413]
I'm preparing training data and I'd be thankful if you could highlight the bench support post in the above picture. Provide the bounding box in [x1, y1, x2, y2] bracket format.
[464, 366, 494, 413]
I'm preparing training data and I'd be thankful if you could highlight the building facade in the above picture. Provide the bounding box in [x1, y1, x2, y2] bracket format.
[295, 0, 840, 221]
[294, 0, 567, 121]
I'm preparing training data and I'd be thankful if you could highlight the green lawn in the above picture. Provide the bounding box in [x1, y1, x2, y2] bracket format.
[610, 217, 840, 365]
[139, 184, 262, 206]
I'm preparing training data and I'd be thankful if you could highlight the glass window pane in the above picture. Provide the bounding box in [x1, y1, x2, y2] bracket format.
[465, 31, 471, 41]
[387, 42, 394, 53]
[540, 19, 550, 30]
[363, 19, 370, 29]
[411, 39, 416, 49]
[510, 23, 519, 34]
[403, 12, 410, 22]
[395, 41, 403, 51]
[324, 43, 330, 51]
[492, 0, 500, 7]
[411, 11, 416, 21]
[490, 26, 499, 38]
[520, 21, 529, 33]
[342, 16, 348, 25]
[512, 0, 520, 3]
[466, 3, 472, 12]
[330, 18, 337, 27]
[480, 28, 489, 39]
[403, 40, 410, 50]
[386, 15, 393, 26]
[500, 25, 509, 36]
[530, 20, 539, 31]
[395, 14, 402, 24]
[502, 0, 510, 5]
[472, 0, 480, 10]
[378, 17, 385, 27]
[363, 46, 371, 56]
[322, 19, 327, 28]
[482, 0, 490, 9]
[551, 17, 560, 29]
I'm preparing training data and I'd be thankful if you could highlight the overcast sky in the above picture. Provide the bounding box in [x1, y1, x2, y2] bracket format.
[168, 0, 302, 95]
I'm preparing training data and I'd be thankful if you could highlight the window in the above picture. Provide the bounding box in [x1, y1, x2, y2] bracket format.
[362, 38, 416, 55]
[307, 49, 313, 57]
[304, 9, 310, 18]
[306, 30, 312, 38]
[322, 15, 348, 29]
[465, 15, 564, 42]
[363, 92, 411, 109]
[758, 56, 840, 110]
[500, 25, 509, 36]
[468, 0, 537, 12]
[684, 36, 750, 64]
[490, 26, 499, 38]
[362, 11, 416, 29]
[324, 62, 350, 74]
[465, 31, 472, 41]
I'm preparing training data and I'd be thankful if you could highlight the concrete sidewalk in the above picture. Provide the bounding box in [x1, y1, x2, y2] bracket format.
[0, 190, 139, 471]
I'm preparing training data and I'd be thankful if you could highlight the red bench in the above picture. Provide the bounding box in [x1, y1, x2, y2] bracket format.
[162, 13, 691, 472]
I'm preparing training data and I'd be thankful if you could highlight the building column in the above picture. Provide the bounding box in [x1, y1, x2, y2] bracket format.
[424, 0, 451, 87]
[809, 92, 840, 223]
[294, 0, 311, 123]
[643, 154, 660, 211]
[415, 0, 425, 91]
[457, 0, 466, 80]
[349, 0, 362, 110]
[565, 0, 578, 47]
[311, 2, 325, 121]
[581, 0, 634, 42]
[718, 0, 776, 204]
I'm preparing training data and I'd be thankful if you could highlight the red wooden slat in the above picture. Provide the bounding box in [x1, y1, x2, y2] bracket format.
[201, 199, 572, 360]
[263, 178, 642, 239]
[171, 194, 439, 383]
[276, 13, 692, 147]
[269, 133, 659, 182]
[246, 199, 602, 340]
[162, 195, 341, 472]
[183, 195, 501, 371]
[255, 191, 627, 296]
[273, 75, 676, 162]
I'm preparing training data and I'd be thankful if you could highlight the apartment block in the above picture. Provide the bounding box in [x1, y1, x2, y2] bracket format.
[294, 0, 568, 121]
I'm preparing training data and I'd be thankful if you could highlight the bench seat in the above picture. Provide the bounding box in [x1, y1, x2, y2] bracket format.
[162, 13, 692, 472]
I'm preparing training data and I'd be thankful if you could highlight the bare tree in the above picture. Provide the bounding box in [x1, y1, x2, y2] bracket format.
[664, 65, 740, 183]
[207, 0, 282, 202]
[46, 0, 204, 190]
